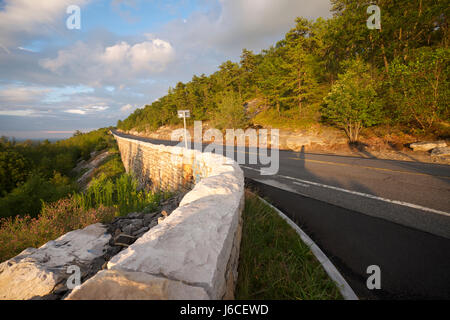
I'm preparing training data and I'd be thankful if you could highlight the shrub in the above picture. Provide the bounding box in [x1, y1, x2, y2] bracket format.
[0, 197, 116, 263]
[0, 173, 76, 219]
[92, 153, 125, 182]
[0, 127, 117, 219]
[322, 59, 383, 142]
[213, 91, 248, 130]
[0, 149, 30, 196]
[74, 173, 160, 217]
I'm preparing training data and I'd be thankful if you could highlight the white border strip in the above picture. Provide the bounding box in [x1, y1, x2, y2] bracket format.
[241, 165, 450, 217]
[280, 174, 450, 217]
[256, 196, 359, 300]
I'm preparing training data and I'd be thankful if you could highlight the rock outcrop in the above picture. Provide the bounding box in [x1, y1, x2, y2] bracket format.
[431, 146, 450, 157]
[410, 141, 447, 152]
[0, 224, 110, 300]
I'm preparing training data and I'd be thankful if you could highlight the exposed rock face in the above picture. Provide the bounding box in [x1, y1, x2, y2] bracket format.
[66, 270, 209, 300]
[431, 146, 450, 157]
[118, 126, 349, 152]
[0, 224, 110, 300]
[410, 141, 447, 152]
[75, 151, 111, 189]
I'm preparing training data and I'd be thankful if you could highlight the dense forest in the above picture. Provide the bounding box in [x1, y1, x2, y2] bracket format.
[118, 0, 449, 142]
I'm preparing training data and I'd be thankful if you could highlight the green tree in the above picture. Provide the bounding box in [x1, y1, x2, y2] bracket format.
[0, 174, 74, 218]
[282, 18, 320, 115]
[256, 46, 289, 114]
[116, 2, 449, 136]
[0, 149, 29, 196]
[387, 47, 449, 130]
[213, 91, 248, 130]
[323, 59, 382, 142]
[240, 49, 260, 98]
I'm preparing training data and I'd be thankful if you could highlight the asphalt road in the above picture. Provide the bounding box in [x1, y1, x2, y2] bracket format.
[112, 130, 450, 299]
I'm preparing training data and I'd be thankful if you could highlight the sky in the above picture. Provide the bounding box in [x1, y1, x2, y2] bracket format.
[0, 0, 332, 139]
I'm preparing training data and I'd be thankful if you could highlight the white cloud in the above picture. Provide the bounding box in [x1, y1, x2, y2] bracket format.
[64, 104, 110, 115]
[163, 0, 331, 54]
[40, 38, 175, 86]
[0, 0, 333, 137]
[17, 47, 37, 53]
[65, 109, 87, 115]
[120, 104, 133, 112]
[89, 105, 109, 111]
[0, 85, 51, 104]
[102, 39, 175, 72]
[0, 0, 89, 49]
[0, 109, 36, 117]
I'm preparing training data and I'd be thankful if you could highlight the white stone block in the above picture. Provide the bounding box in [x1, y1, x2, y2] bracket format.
[0, 224, 110, 300]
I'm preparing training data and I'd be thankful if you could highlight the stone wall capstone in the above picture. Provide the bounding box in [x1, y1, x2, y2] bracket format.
[0, 132, 244, 300]
[67, 132, 245, 299]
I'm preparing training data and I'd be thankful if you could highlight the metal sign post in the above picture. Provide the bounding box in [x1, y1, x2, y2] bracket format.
[177, 110, 190, 149]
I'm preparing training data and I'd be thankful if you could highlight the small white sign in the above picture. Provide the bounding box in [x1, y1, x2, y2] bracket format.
[178, 110, 190, 118]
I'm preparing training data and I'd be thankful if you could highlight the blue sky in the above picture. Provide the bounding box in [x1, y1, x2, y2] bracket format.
[0, 0, 331, 139]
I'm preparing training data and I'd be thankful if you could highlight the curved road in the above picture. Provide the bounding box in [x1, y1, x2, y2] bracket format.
[112, 130, 450, 299]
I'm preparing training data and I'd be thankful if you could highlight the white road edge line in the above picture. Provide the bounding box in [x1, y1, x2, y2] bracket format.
[292, 181, 311, 188]
[278, 174, 450, 217]
[241, 165, 261, 173]
[241, 166, 450, 217]
[256, 195, 359, 300]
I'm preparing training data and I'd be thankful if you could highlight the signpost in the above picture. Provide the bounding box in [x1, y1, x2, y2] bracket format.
[177, 110, 190, 149]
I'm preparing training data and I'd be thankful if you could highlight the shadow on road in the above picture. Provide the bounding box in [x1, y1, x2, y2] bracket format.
[112, 130, 450, 299]
[246, 178, 450, 300]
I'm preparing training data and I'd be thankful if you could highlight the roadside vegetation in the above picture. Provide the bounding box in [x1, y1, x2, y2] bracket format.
[0, 200, 116, 263]
[0, 128, 117, 218]
[73, 173, 161, 217]
[236, 192, 342, 300]
[117, 1, 449, 142]
[0, 128, 162, 263]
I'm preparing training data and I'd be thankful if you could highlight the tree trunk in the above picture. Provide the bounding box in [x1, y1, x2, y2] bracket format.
[379, 23, 390, 74]
[298, 69, 302, 115]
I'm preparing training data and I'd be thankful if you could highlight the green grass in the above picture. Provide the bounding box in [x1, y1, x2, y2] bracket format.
[73, 173, 161, 217]
[91, 153, 125, 182]
[235, 191, 343, 300]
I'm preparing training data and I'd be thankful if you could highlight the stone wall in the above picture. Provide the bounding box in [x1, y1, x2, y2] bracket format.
[114, 134, 198, 192]
[67, 133, 245, 299]
[0, 133, 244, 300]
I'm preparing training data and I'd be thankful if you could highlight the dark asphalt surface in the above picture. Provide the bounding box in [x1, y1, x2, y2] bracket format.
[246, 179, 450, 300]
[112, 130, 450, 299]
